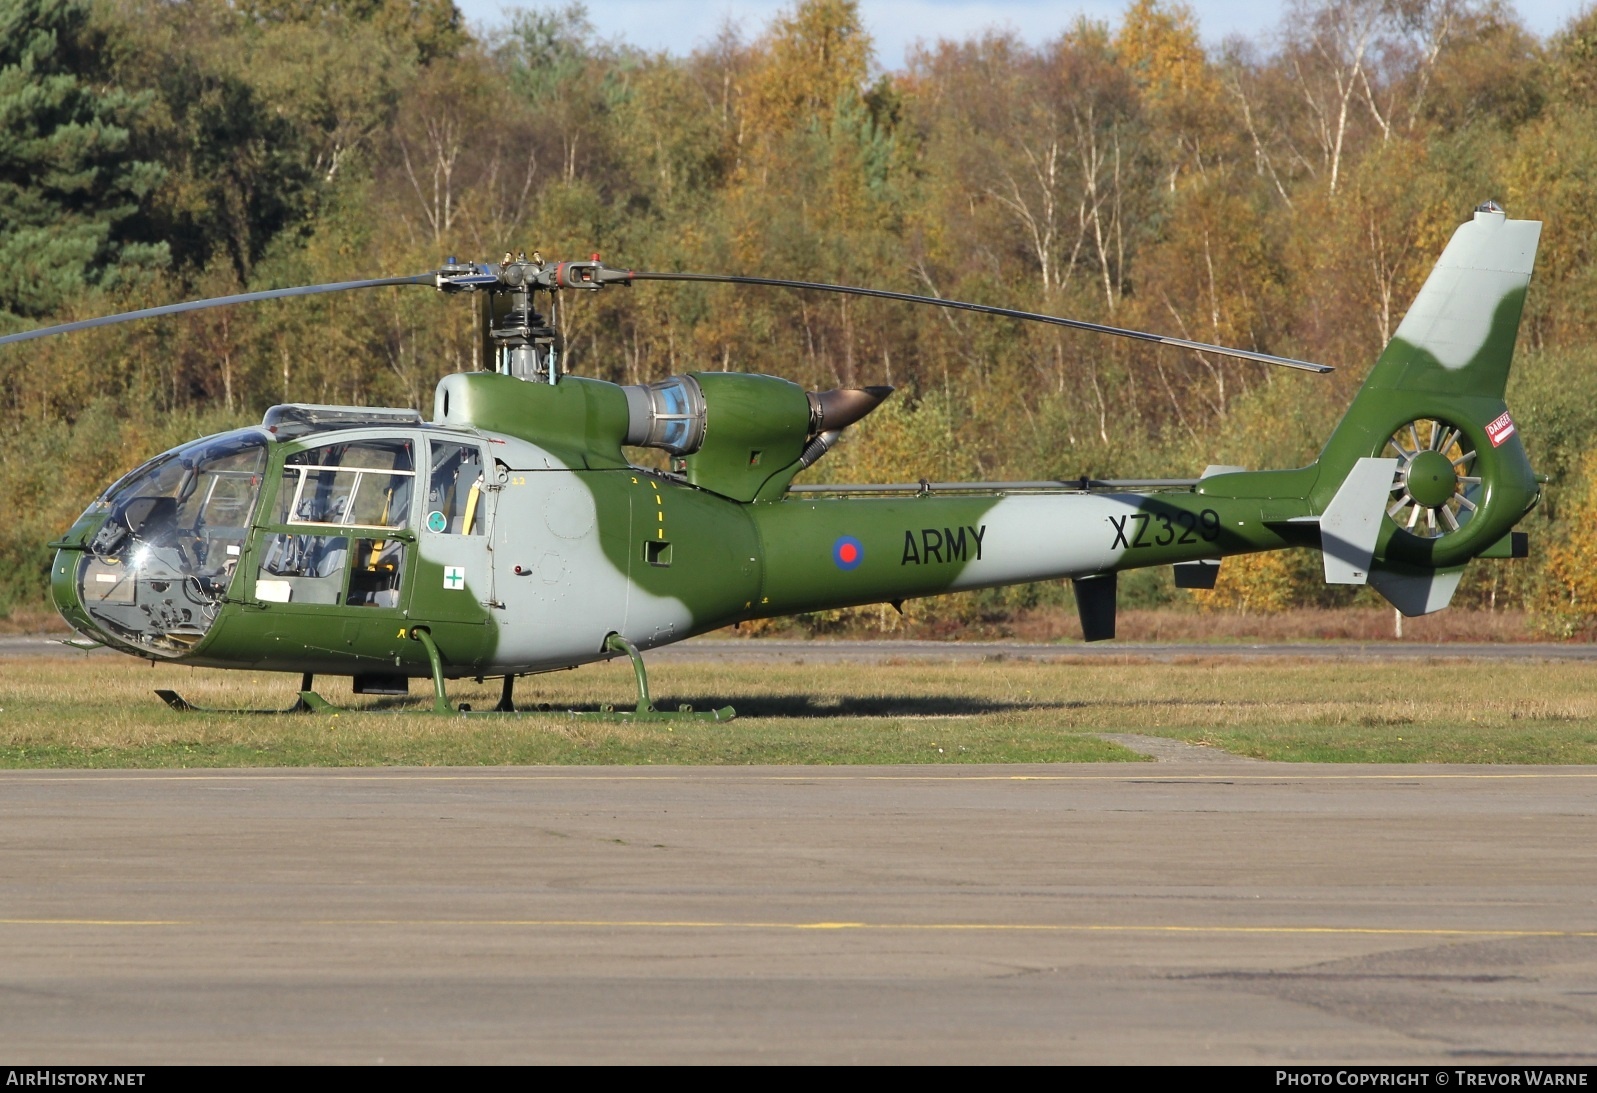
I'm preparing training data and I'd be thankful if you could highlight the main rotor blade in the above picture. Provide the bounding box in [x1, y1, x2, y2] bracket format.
[0, 274, 436, 348]
[629, 270, 1332, 373]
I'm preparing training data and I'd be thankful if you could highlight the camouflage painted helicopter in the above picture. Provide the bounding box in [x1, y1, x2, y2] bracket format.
[4, 201, 1540, 717]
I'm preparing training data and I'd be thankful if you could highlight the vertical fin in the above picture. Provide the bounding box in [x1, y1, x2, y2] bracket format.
[1073, 573, 1117, 642]
[1318, 206, 1542, 489]
[1364, 204, 1540, 400]
[1368, 565, 1465, 617]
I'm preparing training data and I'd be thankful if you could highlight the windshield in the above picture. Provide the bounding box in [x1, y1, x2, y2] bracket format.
[77, 430, 269, 655]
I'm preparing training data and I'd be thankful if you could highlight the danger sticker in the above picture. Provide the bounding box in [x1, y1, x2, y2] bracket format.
[1486, 412, 1516, 447]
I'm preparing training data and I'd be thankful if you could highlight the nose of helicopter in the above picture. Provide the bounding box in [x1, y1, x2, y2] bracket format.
[49, 546, 100, 643]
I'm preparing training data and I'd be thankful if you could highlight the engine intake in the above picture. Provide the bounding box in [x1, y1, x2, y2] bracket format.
[622, 376, 707, 454]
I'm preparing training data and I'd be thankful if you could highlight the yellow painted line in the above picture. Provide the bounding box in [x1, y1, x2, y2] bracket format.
[308, 922, 1597, 939]
[0, 919, 190, 926]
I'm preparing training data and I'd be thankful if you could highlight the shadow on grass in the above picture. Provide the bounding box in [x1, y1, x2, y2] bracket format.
[639, 694, 1284, 718]
[630, 693, 1063, 718]
[308, 693, 1282, 718]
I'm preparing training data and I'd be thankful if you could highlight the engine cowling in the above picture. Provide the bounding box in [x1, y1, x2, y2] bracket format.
[622, 373, 892, 502]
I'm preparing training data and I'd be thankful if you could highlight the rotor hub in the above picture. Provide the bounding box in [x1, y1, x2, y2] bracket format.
[1385, 418, 1481, 538]
[1403, 449, 1458, 508]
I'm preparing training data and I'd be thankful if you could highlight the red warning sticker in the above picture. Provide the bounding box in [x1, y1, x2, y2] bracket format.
[1486, 412, 1516, 447]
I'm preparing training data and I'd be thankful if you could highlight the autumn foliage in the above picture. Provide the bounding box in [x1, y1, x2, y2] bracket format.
[3, 0, 1596, 633]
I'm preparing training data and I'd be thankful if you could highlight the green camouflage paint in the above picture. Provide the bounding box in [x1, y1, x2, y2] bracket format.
[47, 206, 1546, 684]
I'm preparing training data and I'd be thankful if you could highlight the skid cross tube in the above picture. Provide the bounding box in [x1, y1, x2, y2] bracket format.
[568, 634, 736, 722]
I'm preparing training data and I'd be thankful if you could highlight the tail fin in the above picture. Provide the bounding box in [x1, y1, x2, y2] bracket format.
[1340, 200, 1539, 404]
[1313, 202, 1542, 613]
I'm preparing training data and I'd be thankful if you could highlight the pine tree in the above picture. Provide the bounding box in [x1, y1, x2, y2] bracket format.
[0, 0, 166, 325]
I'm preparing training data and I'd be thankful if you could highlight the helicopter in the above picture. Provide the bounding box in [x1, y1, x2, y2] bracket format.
[4, 201, 1541, 718]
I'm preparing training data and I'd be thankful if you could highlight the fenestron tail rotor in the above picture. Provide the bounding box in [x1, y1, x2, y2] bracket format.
[1385, 418, 1481, 538]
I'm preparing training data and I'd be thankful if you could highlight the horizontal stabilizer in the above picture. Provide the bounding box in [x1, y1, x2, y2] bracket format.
[1320, 458, 1398, 585]
[1478, 531, 1530, 559]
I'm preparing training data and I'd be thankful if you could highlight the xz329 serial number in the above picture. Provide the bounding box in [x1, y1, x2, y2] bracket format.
[1110, 509, 1221, 549]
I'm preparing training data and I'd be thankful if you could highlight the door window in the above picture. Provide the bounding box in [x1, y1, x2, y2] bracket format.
[275, 439, 415, 529]
[256, 438, 416, 607]
[426, 441, 486, 535]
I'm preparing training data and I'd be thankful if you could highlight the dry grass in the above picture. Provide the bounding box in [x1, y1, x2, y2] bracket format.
[3, 649, 1597, 766]
[0, 605, 1542, 641]
[1028, 607, 1539, 644]
[732, 606, 1542, 643]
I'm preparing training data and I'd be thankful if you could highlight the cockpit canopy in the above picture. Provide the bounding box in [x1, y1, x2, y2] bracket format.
[95, 431, 268, 545]
[77, 429, 270, 654]
[67, 420, 494, 657]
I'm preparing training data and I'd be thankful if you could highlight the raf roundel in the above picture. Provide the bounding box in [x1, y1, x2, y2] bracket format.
[833, 535, 864, 571]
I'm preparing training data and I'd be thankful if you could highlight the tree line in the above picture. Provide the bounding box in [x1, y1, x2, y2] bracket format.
[3, 0, 1597, 631]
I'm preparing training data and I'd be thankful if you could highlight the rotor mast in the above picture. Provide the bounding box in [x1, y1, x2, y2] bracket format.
[437, 253, 568, 383]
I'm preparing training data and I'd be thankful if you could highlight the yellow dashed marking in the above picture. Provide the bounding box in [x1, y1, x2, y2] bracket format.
[305, 922, 1597, 939]
[0, 919, 190, 926]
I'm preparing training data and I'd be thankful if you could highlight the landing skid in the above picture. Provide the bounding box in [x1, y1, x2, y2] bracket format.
[156, 673, 317, 714]
[159, 635, 736, 721]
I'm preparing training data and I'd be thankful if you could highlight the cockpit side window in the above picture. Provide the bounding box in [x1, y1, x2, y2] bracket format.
[187, 442, 268, 536]
[274, 439, 415, 530]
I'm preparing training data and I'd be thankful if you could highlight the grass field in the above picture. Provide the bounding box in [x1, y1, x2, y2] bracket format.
[4, 649, 1597, 768]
